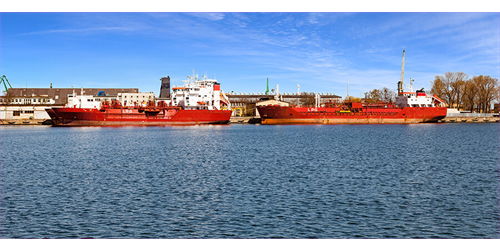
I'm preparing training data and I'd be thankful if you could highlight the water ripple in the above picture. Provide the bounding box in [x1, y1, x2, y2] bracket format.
[1, 123, 498, 238]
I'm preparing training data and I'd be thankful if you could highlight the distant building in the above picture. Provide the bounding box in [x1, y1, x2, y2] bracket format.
[5, 87, 139, 105]
[118, 92, 156, 106]
[1, 87, 139, 124]
[226, 92, 342, 117]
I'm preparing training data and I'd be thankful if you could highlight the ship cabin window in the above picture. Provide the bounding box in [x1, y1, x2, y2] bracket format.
[13, 111, 21, 116]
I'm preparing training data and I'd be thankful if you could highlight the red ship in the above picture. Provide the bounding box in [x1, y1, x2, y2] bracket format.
[46, 72, 232, 126]
[257, 50, 448, 125]
[257, 97, 447, 125]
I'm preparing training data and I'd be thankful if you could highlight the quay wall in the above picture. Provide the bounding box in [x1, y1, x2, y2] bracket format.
[1, 118, 52, 125]
[2, 115, 497, 125]
[439, 113, 499, 123]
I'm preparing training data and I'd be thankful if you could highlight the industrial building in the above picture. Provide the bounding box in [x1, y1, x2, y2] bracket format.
[1, 87, 139, 124]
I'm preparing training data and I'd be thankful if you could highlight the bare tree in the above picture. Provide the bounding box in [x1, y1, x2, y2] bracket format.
[365, 89, 382, 102]
[473, 75, 499, 113]
[431, 72, 498, 112]
[449, 72, 468, 110]
[364, 88, 396, 102]
[431, 75, 454, 107]
[381, 87, 396, 102]
[431, 72, 468, 109]
[463, 79, 477, 112]
[299, 92, 315, 106]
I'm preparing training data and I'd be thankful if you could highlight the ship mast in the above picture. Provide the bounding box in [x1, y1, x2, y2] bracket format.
[397, 50, 405, 94]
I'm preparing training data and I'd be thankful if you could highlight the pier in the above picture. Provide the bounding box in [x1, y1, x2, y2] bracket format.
[229, 116, 261, 124]
[437, 108, 499, 123]
[439, 113, 499, 123]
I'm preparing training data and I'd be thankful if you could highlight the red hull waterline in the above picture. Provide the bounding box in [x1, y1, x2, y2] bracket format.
[47, 107, 232, 126]
[257, 105, 447, 125]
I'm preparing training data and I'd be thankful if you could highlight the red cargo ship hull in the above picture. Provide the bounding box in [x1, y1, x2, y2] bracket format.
[47, 107, 232, 126]
[257, 105, 447, 124]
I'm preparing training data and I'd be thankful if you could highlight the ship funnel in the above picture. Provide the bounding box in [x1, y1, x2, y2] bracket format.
[159, 76, 171, 98]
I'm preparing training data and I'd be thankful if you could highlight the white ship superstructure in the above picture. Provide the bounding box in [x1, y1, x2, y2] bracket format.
[171, 71, 231, 110]
[66, 88, 102, 109]
[395, 51, 445, 108]
[395, 79, 444, 108]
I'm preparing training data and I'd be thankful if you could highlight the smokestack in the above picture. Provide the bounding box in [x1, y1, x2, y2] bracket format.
[159, 76, 170, 99]
[50, 83, 52, 89]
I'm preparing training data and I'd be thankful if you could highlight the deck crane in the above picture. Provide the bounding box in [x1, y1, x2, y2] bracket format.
[1, 75, 13, 95]
[397, 50, 405, 95]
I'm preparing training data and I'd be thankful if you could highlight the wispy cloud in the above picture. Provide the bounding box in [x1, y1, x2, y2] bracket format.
[186, 12, 225, 21]
[20, 27, 135, 36]
[3, 12, 498, 95]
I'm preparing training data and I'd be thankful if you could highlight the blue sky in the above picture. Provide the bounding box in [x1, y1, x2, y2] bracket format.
[1, 12, 498, 98]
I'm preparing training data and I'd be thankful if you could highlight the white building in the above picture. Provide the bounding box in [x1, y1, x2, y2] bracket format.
[0, 95, 59, 124]
[118, 92, 156, 107]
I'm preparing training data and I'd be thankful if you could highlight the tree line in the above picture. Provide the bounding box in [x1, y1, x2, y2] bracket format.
[431, 72, 498, 113]
[364, 87, 397, 103]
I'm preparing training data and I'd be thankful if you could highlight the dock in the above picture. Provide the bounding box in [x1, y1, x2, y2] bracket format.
[1, 118, 52, 125]
[439, 113, 499, 123]
[229, 116, 261, 124]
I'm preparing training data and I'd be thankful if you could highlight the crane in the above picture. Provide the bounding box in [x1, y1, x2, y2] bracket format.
[1, 75, 13, 94]
[397, 50, 405, 94]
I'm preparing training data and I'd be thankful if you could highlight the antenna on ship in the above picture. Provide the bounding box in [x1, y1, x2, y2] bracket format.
[347, 80, 349, 100]
[397, 50, 405, 94]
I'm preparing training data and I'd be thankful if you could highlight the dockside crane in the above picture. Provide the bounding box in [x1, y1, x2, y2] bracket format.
[1, 75, 13, 95]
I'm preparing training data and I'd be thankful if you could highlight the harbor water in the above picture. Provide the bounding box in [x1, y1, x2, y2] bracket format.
[0, 123, 499, 238]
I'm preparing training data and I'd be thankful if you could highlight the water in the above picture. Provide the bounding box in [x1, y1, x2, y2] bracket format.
[0, 123, 498, 238]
